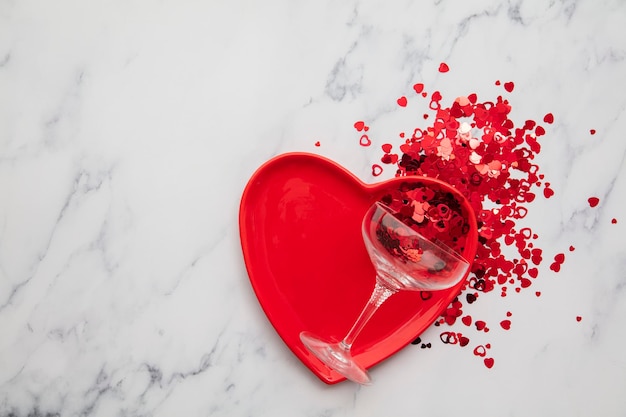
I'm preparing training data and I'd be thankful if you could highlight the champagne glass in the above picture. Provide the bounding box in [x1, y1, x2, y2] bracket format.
[300, 202, 470, 385]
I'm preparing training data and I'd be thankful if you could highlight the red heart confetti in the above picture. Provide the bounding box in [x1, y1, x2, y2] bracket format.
[462, 315, 472, 326]
[500, 319, 511, 330]
[590, 129, 596, 135]
[440, 332, 459, 344]
[504, 82, 514, 92]
[381, 153, 398, 164]
[413, 83, 424, 93]
[535, 125, 546, 136]
[531, 249, 543, 265]
[588, 197, 600, 207]
[543, 113, 554, 124]
[569, 245, 575, 251]
[397, 96, 408, 107]
[314, 141, 320, 147]
[371, 164, 383, 176]
[354, 121, 366, 131]
[576, 316, 582, 322]
[359, 134, 372, 147]
[484, 358, 495, 368]
[438, 62, 450, 73]
[473, 345, 487, 357]
[543, 187, 554, 198]
[612, 218, 617, 224]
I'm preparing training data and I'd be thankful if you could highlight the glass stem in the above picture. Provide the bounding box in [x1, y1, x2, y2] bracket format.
[340, 279, 396, 350]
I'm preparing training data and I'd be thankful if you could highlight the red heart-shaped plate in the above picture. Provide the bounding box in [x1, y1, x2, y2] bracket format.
[239, 153, 477, 384]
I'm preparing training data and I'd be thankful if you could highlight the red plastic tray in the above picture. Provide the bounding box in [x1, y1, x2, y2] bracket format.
[239, 153, 477, 384]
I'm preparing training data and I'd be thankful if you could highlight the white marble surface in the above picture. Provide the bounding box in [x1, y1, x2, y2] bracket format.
[1, 0, 626, 415]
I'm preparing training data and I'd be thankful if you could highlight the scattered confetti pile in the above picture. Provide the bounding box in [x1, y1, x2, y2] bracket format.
[354, 63, 569, 368]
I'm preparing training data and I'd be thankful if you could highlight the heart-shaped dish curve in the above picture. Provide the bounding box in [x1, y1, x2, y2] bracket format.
[239, 153, 478, 384]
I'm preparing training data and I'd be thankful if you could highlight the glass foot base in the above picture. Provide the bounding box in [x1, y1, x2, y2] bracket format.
[300, 331, 371, 385]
